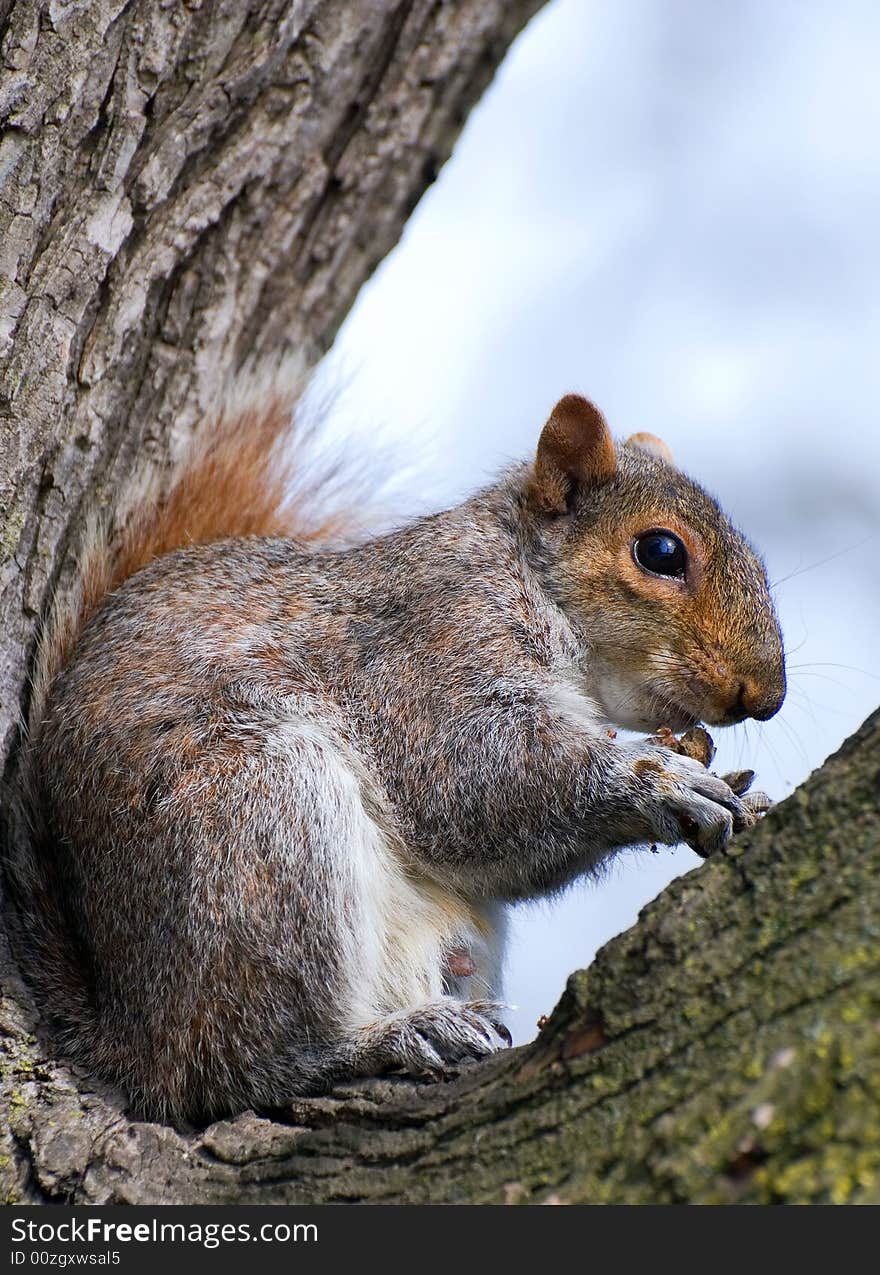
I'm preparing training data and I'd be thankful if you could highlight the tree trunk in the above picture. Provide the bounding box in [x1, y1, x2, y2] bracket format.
[2, 0, 878, 1207]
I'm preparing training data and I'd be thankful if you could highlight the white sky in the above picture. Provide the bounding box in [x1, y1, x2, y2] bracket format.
[317, 0, 880, 1041]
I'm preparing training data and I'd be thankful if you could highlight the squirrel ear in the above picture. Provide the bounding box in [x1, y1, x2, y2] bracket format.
[624, 431, 675, 465]
[529, 395, 617, 515]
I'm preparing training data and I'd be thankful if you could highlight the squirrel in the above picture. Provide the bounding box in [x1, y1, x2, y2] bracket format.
[14, 390, 786, 1125]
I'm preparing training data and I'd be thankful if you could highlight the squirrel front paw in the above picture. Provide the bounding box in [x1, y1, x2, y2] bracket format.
[622, 742, 757, 858]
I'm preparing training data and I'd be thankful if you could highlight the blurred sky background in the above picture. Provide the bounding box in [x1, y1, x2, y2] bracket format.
[315, 0, 880, 1042]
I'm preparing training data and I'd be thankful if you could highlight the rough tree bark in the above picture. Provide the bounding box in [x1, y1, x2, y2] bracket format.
[1, 0, 878, 1206]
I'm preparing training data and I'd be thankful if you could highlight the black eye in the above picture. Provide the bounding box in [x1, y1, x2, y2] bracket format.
[633, 531, 688, 579]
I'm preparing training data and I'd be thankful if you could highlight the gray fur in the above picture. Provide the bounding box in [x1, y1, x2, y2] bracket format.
[16, 455, 783, 1123]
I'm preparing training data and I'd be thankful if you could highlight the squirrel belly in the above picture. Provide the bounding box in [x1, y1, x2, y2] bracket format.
[17, 392, 785, 1123]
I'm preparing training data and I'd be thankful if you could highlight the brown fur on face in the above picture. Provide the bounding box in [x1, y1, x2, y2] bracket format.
[530, 402, 786, 731]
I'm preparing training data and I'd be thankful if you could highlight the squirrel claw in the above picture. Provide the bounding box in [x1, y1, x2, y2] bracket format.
[741, 789, 773, 820]
[721, 768, 756, 797]
[493, 1021, 514, 1049]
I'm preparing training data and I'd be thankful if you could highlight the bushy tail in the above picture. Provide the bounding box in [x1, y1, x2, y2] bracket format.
[29, 391, 376, 734]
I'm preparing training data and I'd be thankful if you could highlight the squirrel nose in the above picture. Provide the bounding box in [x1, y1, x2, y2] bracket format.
[735, 677, 786, 722]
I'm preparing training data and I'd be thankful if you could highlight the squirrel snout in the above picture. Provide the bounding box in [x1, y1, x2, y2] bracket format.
[730, 676, 786, 723]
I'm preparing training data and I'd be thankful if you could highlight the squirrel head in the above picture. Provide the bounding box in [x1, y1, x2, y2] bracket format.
[526, 394, 786, 733]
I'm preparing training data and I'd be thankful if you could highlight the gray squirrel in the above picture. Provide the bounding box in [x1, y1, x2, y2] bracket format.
[16, 391, 785, 1124]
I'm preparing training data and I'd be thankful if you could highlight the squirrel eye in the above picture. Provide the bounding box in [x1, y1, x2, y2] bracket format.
[633, 531, 688, 580]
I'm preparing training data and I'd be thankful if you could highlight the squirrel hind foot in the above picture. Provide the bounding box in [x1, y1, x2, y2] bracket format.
[350, 998, 512, 1081]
